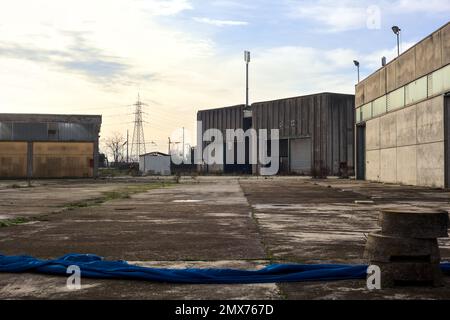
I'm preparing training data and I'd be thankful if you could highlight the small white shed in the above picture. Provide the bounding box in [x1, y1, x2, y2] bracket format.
[139, 152, 171, 175]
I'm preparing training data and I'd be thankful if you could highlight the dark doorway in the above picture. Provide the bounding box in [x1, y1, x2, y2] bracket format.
[356, 124, 366, 180]
[223, 117, 253, 174]
[444, 95, 450, 188]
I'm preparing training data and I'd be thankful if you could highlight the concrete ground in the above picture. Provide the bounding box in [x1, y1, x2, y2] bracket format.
[0, 176, 450, 299]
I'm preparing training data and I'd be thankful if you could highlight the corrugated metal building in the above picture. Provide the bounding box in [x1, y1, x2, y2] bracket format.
[197, 104, 252, 174]
[355, 22, 450, 188]
[0, 114, 102, 178]
[197, 92, 355, 176]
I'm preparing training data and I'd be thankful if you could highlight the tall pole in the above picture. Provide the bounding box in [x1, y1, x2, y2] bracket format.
[182, 127, 185, 163]
[392, 26, 401, 57]
[126, 129, 129, 163]
[246, 60, 249, 108]
[244, 51, 250, 108]
[357, 65, 360, 83]
[168, 137, 171, 155]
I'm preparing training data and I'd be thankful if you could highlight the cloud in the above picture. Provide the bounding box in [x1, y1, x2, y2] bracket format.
[393, 0, 450, 13]
[287, 0, 450, 32]
[0, 31, 154, 86]
[141, 0, 193, 16]
[193, 17, 249, 27]
[288, 0, 369, 32]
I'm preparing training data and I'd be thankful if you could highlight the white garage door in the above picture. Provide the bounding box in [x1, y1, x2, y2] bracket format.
[290, 138, 312, 174]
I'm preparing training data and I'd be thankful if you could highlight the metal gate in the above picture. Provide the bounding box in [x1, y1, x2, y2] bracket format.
[289, 138, 312, 174]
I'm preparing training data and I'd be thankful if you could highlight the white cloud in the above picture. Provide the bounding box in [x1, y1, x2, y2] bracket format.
[193, 17, 249, 27]
[142, 0, 193, 16]
[393, 0, 450, 13]
[288, 0, 369, 32]
[287, 0, 450, 32]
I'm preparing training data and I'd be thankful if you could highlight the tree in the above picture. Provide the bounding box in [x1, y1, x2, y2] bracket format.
[104, 132, 126, 165]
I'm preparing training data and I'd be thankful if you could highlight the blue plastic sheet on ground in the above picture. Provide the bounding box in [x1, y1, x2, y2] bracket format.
[0, 253, 449, 284]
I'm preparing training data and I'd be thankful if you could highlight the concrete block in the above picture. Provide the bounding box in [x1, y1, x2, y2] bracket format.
[380, 112, 397, 148]
[371, 261, 443, 288]
[355, 83, 365, 108]
[366, 149, 380, 181]
[379, 68, 387, 96]
[386, 62, 397, 93]
[364, 70, 383, 102]
[366, 117, 380, 150]
[380, 148, 396, 183]
[396, 105, 416, 147]
[396, 145, 417, 185]
[417, 142, 444, 188]
[364, 232, 441, 263]
[415, 31, 442, 78]
[379, 209, 449, 239]
[442, 23, 450, 66]
[417, 96, 444, 144]
[396, 49, 416, 87]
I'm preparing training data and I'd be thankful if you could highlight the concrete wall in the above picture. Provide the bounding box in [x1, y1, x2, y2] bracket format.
[365, 95, 445, 187]
[356, 22, 450, 108]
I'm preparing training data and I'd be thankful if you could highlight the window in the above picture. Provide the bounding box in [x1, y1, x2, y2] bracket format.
[428, 64, 450, 96]
[387, 87, 404, 111]
[405, 76, 427, 105]
[372, 95, 387, 116]
[356, 108, 362, 123]
[361, 103, 372, 121]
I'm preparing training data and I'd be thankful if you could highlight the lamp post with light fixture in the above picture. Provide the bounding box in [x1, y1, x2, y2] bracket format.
[353, 60, 360, 83]
[392, 26, 401, 56]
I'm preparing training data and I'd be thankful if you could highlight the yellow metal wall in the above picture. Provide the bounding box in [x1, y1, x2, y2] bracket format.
[33, 142, 94, 178]
[0, 142, 28, 178]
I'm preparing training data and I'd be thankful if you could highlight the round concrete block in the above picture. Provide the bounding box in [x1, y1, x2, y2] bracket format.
[379, 208, 449, 238]
[369, 261, 443, 288]
[364, 232, 441, 263]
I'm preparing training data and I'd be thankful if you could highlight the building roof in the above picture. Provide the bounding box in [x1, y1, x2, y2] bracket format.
[139, 151, 170, 157]
[0, 113, 102, 124]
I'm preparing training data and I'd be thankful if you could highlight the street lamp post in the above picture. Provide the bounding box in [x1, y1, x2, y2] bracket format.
[353, 60, 360, 83]
[244, 51, 250, 109]
[392, 26, 401, 57]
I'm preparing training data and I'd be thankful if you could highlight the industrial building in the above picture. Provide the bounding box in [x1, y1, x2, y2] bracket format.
[0, 114, 102, 178]
[355, 22, 450, 188]
[197, 92, 355, 176]
[139, 152, 171, 175]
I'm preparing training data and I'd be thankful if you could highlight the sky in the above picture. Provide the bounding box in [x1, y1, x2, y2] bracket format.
[0, 0, 449, 155]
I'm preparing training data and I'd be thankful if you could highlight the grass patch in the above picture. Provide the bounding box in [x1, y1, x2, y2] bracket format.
[64, 182, 173, 210]
[0, 217, 33, 227]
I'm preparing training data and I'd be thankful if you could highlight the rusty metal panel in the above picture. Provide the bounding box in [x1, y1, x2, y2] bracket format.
[0, 142, 27, 178]
[33, 142, 94, 178]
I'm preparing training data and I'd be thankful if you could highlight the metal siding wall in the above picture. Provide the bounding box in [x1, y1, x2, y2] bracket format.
[201, 94, 355, 175]
[33, 142, 94, 178]
[0, 142, 28, 178]
[0, 123, 13, 140]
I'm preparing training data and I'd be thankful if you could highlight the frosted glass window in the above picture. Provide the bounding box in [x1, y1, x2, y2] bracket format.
[356, 108, 362, 123]
[387, 87, 405, 111]
[361, 103, 372, 121]
[443, 64, 450, 93]
[372, 95, 387, 116]
[405, 76, 427, 105]
[428, 64, 450, 97]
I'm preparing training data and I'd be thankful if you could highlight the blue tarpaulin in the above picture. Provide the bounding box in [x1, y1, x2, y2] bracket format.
[0, 254, 449, 284]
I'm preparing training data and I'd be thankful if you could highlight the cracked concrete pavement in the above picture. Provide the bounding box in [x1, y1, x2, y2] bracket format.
[0, 176, 450, 299]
